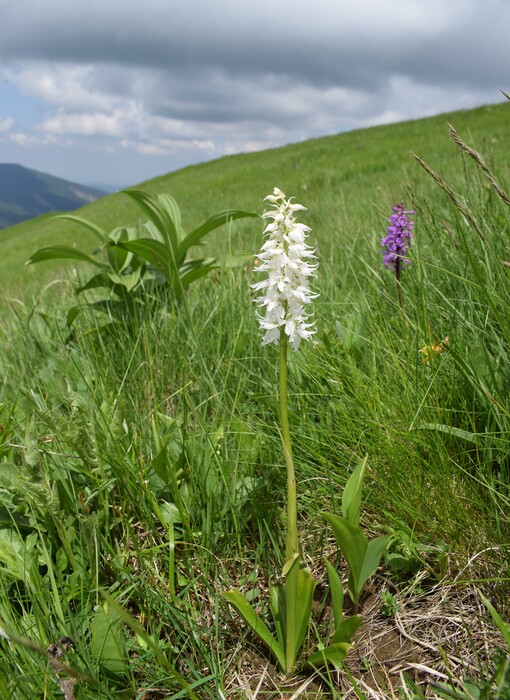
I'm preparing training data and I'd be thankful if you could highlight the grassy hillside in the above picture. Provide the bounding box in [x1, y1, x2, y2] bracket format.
[0, 101, 509, 698]
[1, 101, 509, 297]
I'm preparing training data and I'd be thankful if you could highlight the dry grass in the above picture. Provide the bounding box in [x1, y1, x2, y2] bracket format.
[219, 546, 508, 699]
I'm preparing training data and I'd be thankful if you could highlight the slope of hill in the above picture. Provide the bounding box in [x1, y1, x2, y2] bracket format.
[0, 101, 509, 296]
[0, 163, 107, 229]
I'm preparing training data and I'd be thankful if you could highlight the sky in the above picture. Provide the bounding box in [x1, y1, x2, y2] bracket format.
[0, 0, 509, 189]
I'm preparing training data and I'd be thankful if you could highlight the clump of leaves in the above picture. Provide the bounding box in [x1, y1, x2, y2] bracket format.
[27, 190, 256, 325]
[322, 456, 391, 609]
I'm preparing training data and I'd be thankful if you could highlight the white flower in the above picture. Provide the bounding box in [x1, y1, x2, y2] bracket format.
[252, 187, 318, 350]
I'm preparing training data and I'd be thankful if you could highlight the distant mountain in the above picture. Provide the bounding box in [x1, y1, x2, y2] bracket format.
[86, 182, 125, 194]
[0, 163, 107, 229]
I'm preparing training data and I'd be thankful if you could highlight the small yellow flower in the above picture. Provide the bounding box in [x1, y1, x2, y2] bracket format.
[419, 336, 450, 364]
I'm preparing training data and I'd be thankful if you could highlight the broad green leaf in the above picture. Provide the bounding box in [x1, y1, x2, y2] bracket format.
[76, 272, 110, 293]
[53, 213, 110, 243]
[222, 589, 286, 670]
[152, 444, 171, 482]
[106, 241, 134, 274]
[143, 219, 166, 243]
[159, 501, 182, 525]
[177, 209, 257, 265]
[358, 535, 391, 596]
[306, 642, 351, 670]
[283, 554, 300, 671]
[122, 189, 181, 254]
[157, 193, 183, 244]
[282, 551, 300, 577]
[322, 512, 367, 603]
[27, 246, 107, 268]
[108, 225, 137, 244]
[0, 529, 38, 580]
[120, 239, 175, 282]
[269, 583, 286, 649]
[292, 567, 315, 667]
[178, 259, 217, 294]
[461, 680, 484, 699]
[342, 455, 368, 526]
[332, 615, 363, 644]
[66, 305, 82, 326]
[324, 558, 344, 628]
[90, 602, 126, 673]
[107, 269, 144, 293]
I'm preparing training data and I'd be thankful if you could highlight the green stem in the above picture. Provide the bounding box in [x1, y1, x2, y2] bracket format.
[395, 258, 404, 310]
[279, 330, 298, 560]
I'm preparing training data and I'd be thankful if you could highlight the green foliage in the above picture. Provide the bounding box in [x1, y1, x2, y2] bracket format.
[383, 514, 449, 582]
[1, 105, 510, 697]
[27, 190, 256, 325]
[379, 590, 401, 618]
[323, 458, 390, 606]
[324, 511, 390, 606]
[305, 559, 362, 670]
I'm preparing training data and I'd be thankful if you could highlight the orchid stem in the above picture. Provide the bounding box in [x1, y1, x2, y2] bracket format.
[279, 330, 298, 560]
[395, 259, 404, 310]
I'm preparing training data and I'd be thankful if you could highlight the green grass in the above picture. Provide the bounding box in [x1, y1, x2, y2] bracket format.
[1, 101, 509, 294]
[0, 101, 509, 698]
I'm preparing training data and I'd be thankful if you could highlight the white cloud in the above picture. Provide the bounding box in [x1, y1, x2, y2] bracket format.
[41, 108, 132, 137]
[10, 131, 63, 146]
[0, 117, 14, 132]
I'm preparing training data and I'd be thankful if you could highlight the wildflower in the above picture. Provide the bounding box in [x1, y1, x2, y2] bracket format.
[381, 202, 415, 271]
[419, 336, 450, 364]
[252, 187, 318, 350]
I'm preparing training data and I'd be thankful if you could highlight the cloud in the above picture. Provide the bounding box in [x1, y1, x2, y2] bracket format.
[0, 0, 508, 184]
[9, 131, 60, 146]
[0, 117, 14, 132]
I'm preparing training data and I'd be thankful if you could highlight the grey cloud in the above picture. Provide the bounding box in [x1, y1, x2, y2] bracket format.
[1, 0, 508, 186]
[3, 0, 506, 91]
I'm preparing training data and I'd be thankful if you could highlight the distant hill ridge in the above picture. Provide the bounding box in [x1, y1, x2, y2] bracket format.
[0, 163, 107, 228]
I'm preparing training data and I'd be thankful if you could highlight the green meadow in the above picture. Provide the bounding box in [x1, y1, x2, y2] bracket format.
[0, 101, 509, 698]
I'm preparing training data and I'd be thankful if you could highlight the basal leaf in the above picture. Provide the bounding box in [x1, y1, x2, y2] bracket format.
[292, 567, 315, 666]
[106, 241, 134, 274]
[322, 512, 367, 603]
[324, 557, 344, 628]
[27, 246, 107, 268]
[122, 189, 181, 254]
[178, 259, 217, 294]
[53, 214, 110, 244]
[332, 615, 363, 644]
[177, 209, 257, 266]
[342, 455, 368, 526]
[90, 602, 126, 674]
[75, 272, 110, 293]
[66, 305, 82, 327]
[306, 642, 351, 670]
[358, 535, 391, 595]
[120, 239, 175, 282]
[222, 589, 285, 670]
[100, 590, 199, 699]
[269, 583, 286, 649]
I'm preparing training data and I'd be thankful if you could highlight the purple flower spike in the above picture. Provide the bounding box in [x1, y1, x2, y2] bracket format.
[381, 202, 415, 271]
